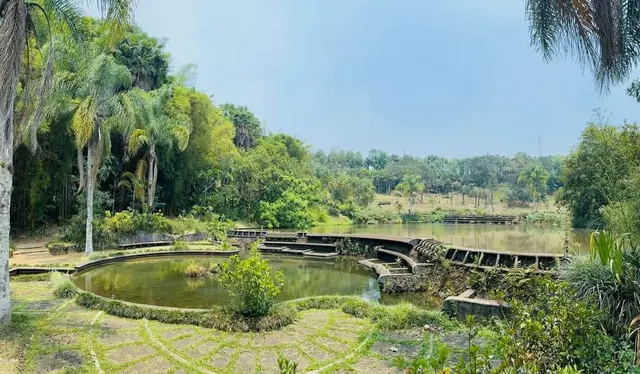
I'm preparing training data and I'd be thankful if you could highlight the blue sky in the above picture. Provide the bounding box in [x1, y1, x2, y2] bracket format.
[127, 0, 639, 158]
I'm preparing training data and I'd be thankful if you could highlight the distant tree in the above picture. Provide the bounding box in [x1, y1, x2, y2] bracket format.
[518, 163, 550, 211]
[366, 149, 390, 170]
[220, 104, 262, 149]
[114, 29, 170, 91]
[395, 174, 424, 214]
[460, 184, 472, 205]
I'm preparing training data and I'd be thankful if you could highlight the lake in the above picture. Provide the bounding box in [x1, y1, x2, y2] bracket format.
[309, 223, 591, 254]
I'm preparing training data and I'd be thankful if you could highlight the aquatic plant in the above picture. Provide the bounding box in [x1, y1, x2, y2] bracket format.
[219, 243, 284, 317]
[184, 263, 207, 277]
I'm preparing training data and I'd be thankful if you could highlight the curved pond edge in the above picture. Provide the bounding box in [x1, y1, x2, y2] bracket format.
[73, 249, 240, 273]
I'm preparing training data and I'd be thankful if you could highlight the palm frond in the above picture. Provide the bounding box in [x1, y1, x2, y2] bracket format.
[128, 128, 148, 155]
[42, 0, 83, 40]
[526, 0, 640, 89]
[95, 0, 136, 47]
[71, 97, 97, 147]
[171, 125, 190, 151]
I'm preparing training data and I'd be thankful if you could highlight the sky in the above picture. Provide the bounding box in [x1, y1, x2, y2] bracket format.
[120, 0, 640, 158]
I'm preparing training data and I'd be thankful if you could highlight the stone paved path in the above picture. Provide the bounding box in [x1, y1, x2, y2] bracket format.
[6, 282, 401, 373]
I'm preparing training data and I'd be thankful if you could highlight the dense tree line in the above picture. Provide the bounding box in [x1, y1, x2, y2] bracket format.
[8, 15, 566, 237]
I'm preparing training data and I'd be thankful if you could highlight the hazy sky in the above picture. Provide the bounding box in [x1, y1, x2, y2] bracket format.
[124, 0, 639, 157]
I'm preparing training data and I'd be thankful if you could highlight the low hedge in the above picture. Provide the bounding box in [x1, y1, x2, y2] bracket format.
[75, 292, 295, 332]
[76, 292, 458, 332]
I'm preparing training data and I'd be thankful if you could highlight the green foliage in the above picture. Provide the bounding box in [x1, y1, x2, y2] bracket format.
[494, 280, 635, 373]
[557, 123, 640, 228]
[219, 244, 284, 317]
[220, 103, 263, 149]
[567, 249, 640, 337]
[184, 262, 207, 277]
[258, 176, 327, 229]
[335, 238, 375, 257]
[11, 273, 52, 282]
[170, 240, 190, 251]
[351, 207, 402, 224]
[402, 210, 445, 223]
[522, 211, 568, 228]
[76, 291, 295, 332]
[518, 163, 550, 207]
[278, 357, 298, 374]
[51, 272, 77, 299]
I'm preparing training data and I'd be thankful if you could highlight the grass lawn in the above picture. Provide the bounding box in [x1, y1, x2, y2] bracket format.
[2, 280, 484, 373]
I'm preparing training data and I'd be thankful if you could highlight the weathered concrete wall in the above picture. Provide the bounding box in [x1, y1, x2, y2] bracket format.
[117, 232, 174, 246]
[442, 294, 510, 321]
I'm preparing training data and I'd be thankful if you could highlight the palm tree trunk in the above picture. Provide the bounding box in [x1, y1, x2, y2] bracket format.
[0, 149, 12, 325]
[147, 145, 157, 210]
[85, 141, 94, 255]
[0, 0, 28, 325]
[77, 147, 85, 193]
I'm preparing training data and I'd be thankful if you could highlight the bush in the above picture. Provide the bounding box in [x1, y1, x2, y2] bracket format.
[402, 210, 445, 223]
[219, 244, 284, 317]
[170, 240, 190, 251]
[51, 272, 77, 298]
[184, 262, 207, 277]
[493, 280, 636, 373]
[522, 211, 568, 228]
[76, 291, 295, 332]
[351, 208, 401, 224]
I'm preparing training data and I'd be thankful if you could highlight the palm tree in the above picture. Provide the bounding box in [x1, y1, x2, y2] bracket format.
[128, 86, 191, 210]
[0, 0, 134, 324]
[525, 0, 640, 89]
[118, 162, 146, 210]
[395, 174, 424, 214]
[518, 164, 550, 210]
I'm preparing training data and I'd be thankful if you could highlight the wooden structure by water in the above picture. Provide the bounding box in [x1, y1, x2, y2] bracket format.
[443, 215, 520, 224]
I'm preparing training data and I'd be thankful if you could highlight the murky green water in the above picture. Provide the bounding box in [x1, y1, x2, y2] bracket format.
[73, 255, 394, 309]
[310, 223, 591, 254]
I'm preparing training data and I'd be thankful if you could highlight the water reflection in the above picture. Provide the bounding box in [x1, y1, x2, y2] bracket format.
[74, 255, 383, 309]
[310, 223, 591, 254]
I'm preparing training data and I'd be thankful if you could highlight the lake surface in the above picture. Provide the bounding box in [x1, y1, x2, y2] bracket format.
[74, 255, 388, 309]
[310, 223, 591, 254]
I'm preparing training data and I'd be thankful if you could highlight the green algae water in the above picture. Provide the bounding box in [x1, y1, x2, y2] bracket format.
[73, 255, 393, 309]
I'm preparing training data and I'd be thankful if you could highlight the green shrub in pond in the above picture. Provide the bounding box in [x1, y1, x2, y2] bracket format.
[51, 272, 77, 298]
[184, 262, 207, 277]
[219, 243, 284, 317]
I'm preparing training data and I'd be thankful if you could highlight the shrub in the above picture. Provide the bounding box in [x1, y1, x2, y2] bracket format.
[184, 262, 207, 277]
[522, 211, 568, 228]
[51, 272, 77, 298]
[76, 291, 295, 332]
[170, 240, 190, 251]
[219, 244, 284, 317]
[351, 208, 401, 224]
[402, 210, 445, 223]
[493, 280, 635, 373]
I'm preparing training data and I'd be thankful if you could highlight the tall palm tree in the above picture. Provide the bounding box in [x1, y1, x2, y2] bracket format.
[53, 50, 135, 255]
[0, 0, 134, 324]
[526, 0, 640, 89]
[518, 163, 550, 210]
[128, 86, 191, 209]
[395, 174, 424, 214]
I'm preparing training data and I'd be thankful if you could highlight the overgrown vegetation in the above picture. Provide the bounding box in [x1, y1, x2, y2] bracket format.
[51, 272, 77, 299]
[335, 238, 376, 257]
